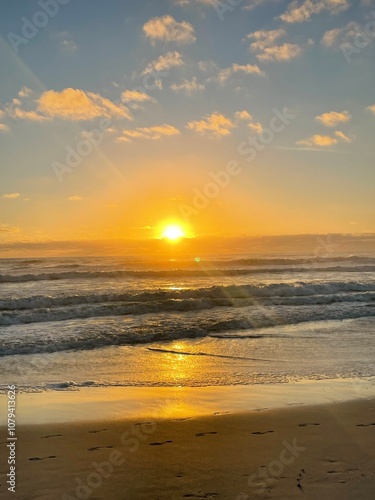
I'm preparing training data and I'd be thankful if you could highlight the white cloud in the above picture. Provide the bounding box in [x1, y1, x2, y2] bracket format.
[142, 51, 184, 75]
[186, 112, 236, 137]
[281, 0, 350, 23]
[315, 110, 351, 126]
[170, 77, 205, 94]
[143, 15, 196, 44]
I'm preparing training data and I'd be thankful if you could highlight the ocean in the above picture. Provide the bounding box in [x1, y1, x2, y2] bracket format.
[1, 253, 374, 392]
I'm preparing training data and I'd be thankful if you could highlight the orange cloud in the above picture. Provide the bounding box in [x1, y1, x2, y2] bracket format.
[121, 90, 154, 103]
[315, 110, 351, 127]
[38, 88, 131, 121]
[186, 112, 235, 137]
[118, 124, 180, 141]
[297, 135, 338, 147]
[257, 43, 302, 62]
[143, 15, 196, 44]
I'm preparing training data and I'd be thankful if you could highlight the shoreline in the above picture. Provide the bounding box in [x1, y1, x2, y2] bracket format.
[1, 377, 374, 425]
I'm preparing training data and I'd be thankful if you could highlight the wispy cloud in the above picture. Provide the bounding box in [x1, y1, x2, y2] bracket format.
[18, 87, 33, 98]
[234, 110, 264, 133]
[121, 90, 154, 103]
[234, 110, 253, 121]
[297, 134, 338, 147]
[60, 39, 77, 53]
[143, 15, 196, 44]
[297, 130, 352, 147]
[170, 77, 205, 94]
[242, 0, 278, 10]
[257, 43, 302, 62]
[335, 130, 352, 143]
[322, 22, 364, 49]
[186, 112, 236, 137]
[246, 29, 302, 62]
[315, 110, 351, 127]
[218, 63, 265, 82]
[0, 224, 20, 233]
[68, 196, 83, 201]
[2, 193, 20, 199]
[7, 105, 48, 122]
[280, 0, 350, 23]
[367, 104, 375, 115]
[117, 124, 180, 142]
[0, 123, 10, 132]
[142, 51, 184, 75]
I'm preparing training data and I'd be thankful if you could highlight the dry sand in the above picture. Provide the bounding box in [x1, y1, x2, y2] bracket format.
[1, 397, 374, 499]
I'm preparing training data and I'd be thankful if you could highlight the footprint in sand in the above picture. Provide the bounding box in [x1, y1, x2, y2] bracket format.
[173, 417, 193, 421]
[149, 440, 173, 446]
[195, 432, 218, 437]
[254, 408, 270, 412]
[299, 423, 320, 427]
[213, 411, 230, 416]
[252, 431, 274, 435]
[356, 422, 375, 427]
[88, 429, 108, 434]
[41, 434, 62, 439]
[88, 446, 114, 452]
[29, 456, 56, 461]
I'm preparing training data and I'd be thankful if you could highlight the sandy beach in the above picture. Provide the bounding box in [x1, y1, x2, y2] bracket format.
[1, 384, 374, 500]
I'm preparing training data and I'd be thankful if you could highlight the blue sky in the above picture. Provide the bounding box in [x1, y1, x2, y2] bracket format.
[0, 0, 375, 243]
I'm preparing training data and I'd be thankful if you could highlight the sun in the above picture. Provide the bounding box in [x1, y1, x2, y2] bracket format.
[161, 224, 185, 241]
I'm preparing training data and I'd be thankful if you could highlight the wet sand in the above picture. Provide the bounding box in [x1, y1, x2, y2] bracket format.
[1, 397, 374, 499]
